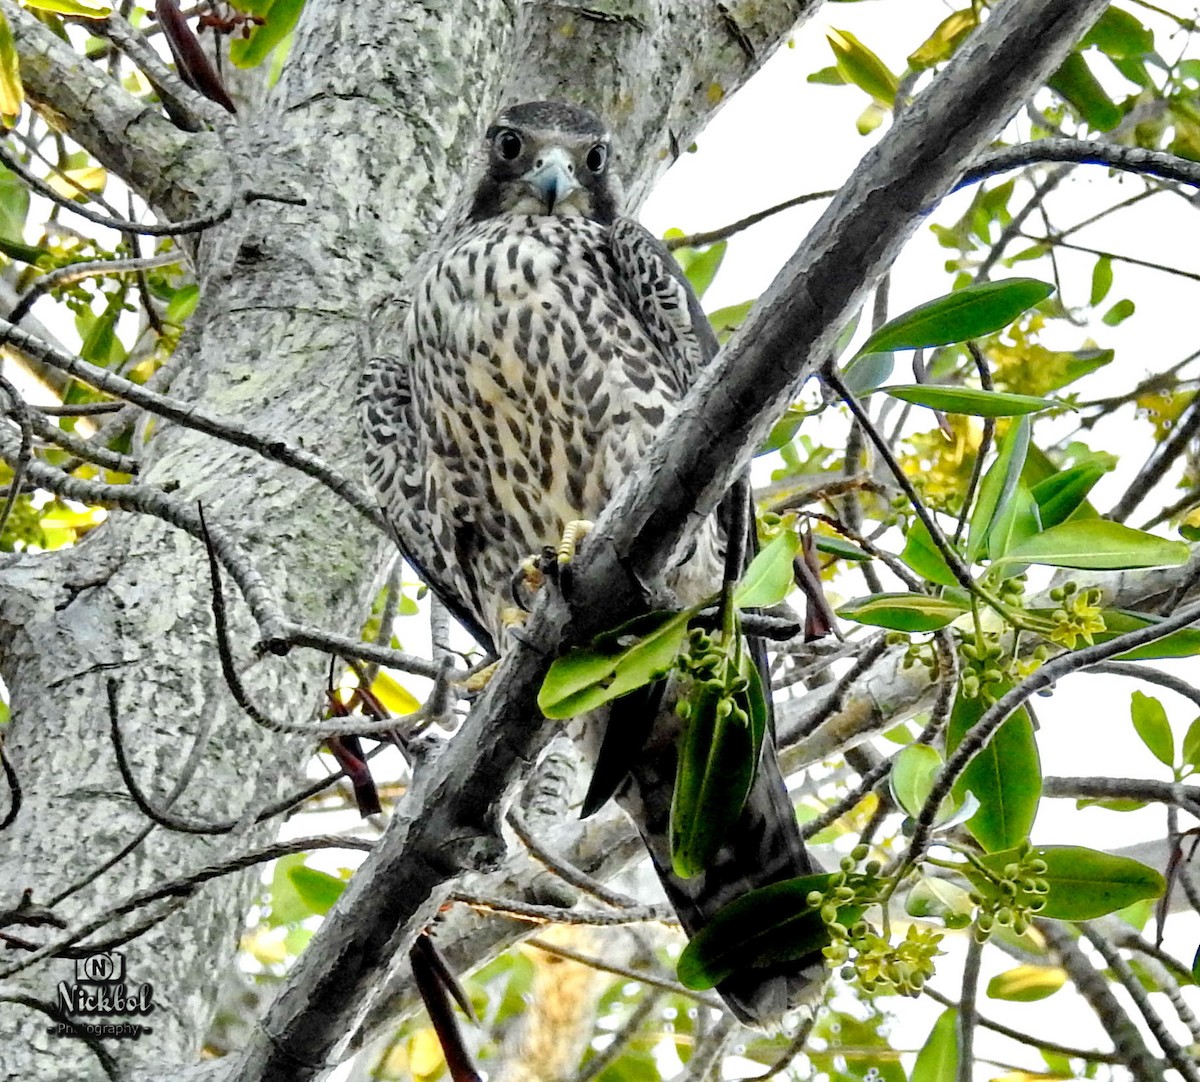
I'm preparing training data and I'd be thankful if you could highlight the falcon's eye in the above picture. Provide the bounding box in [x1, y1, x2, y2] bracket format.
[585, 142, 608, 173]
[495, 129, 524, 161]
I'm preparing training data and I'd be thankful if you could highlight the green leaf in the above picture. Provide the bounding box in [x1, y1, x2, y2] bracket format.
[967, 415, 1030, 564]
[1030, 463, 1110, 528]
[0, 11, 23, 118]
[1089, 255, 1114, 306]
[1182, 717, 1200, 772]
[538, 609, 693, 718]
[911, 1009, 959, 1082]
[735, 529, 799, 608]
[891, 743, 943, 818]
[1130, 690, 1175, 767]
[22, 0, 111, 15]
[757, 406, 812, 456]
[964, 845, 1165, 920]
[836, 592, 969, 632]
[1103, 298, 1136, 325]
[987, 482, 1041, 563]
[1088, 609, 1200, 660]
[677, 872, 842, 989]
[884, 385, 1059, 417]
[229, 0, 305, 68]
[806, 65, 847, 87]
[1048, 51, 1122, 131]
[859, 279, 1054, 354]
[908, 9, 977, 70]
[900, 517, 961, 588]
[164, 283, 200, 325]
[288, 864, 346, 916]
[0, 235, 45, 265]
[707, 299, 753, 342]
[827, 28, 897, 104]
[842, 351, 894, 395]
[947, 687, 1041, 852]
[673, 240, 726, 299]
[996, 521, 1190, 571]
[986, 964, 1067, 1002]
[670, 650, 765, 878]
[1081, 6, 1154, 59]
[814, 533, 872, 562]
[906, 877, 974, 928]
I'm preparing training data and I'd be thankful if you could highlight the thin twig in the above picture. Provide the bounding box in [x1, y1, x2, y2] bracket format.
[526, 936, 724, 1009]
[506, 805, 641, 909]
[960, 138, 1200, 191]
[0, 319, 389, 534]
[451, 892, 674, 927]
[0, 140, 234, 237]
[0, 835, 373, 982]
[665, 189, 838, 250]
[0, 373, 32, 540]
[922, 985, 1124, 1064]
[10, 252, 184, 325]
[1081, 922, 1200, 1082]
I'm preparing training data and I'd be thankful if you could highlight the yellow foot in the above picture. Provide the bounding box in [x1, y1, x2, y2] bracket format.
[556, 519, 595, 568]
[461, 608, 527, 692]
[462, 660, 498, 693]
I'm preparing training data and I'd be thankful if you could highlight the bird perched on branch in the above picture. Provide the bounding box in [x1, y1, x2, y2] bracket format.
[361, 100, 822, 1025]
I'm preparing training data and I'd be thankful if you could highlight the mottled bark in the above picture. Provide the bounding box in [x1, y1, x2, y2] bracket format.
[0, 2, 811, 1080]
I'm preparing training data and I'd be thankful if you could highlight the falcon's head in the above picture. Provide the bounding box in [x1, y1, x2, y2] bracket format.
[468, 101, 619, 225]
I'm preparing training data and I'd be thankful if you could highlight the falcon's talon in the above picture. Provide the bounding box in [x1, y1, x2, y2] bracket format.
[461, 661, 498, 694]
[556, 519, 594, 567]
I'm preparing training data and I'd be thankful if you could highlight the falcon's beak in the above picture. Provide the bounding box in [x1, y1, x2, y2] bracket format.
[524, 146, 580, 213]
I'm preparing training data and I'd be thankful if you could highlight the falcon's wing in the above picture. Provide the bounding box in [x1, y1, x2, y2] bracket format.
[608, 218, 718, 385]
[358, 353, 497, 656]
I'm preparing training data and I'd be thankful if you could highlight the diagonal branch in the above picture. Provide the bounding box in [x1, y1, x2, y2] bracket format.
[230, 2, 1113, 1078]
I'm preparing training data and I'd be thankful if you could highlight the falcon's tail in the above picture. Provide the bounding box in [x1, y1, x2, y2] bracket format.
[611, 688, 825, 1027]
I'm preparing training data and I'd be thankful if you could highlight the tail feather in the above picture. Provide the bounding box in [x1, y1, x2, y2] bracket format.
[612, 693, 825, 1026]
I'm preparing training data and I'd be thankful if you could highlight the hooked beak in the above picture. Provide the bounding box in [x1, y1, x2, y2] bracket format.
[524, 146, 580, 213]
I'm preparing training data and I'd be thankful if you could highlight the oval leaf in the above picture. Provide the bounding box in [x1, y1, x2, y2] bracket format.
[859, 279, 1054, 354]
[967, 415, 1030, 565]
[947, 686, 1041, 852]
[966, 845, 1165, 920]
[1130, 690, 1175, 767]
[677, 873, 840, 990]
[884, 385, 1059, 417]
[538, 610, 692, 718]
[836, 592, 969, 632]
[1030, 463, 1109, 528]
[987, 964, 1067, 1002]
[906, 877, 975, 928]
[736, 529, 800, 608]
[912, 1009, 960, 1082]
[891, 743, 943, 819]
[997, 521, 1190, 571]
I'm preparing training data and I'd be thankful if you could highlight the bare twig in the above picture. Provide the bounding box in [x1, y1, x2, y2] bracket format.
[0, 319, 389, 534]
[665, 189, 838, 251]
[0, 140, 233, 237]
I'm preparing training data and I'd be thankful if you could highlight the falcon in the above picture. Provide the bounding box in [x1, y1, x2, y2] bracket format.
[361, 100, 823, 1024]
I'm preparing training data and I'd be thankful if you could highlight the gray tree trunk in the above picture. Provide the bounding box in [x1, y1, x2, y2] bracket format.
[0, 3, 811, 1079]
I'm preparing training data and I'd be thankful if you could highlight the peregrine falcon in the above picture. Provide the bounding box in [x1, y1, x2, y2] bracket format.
[361, 100, 822, 1024]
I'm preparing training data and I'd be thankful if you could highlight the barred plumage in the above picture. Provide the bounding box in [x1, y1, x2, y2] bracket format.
[361, 101, 823, 1025]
